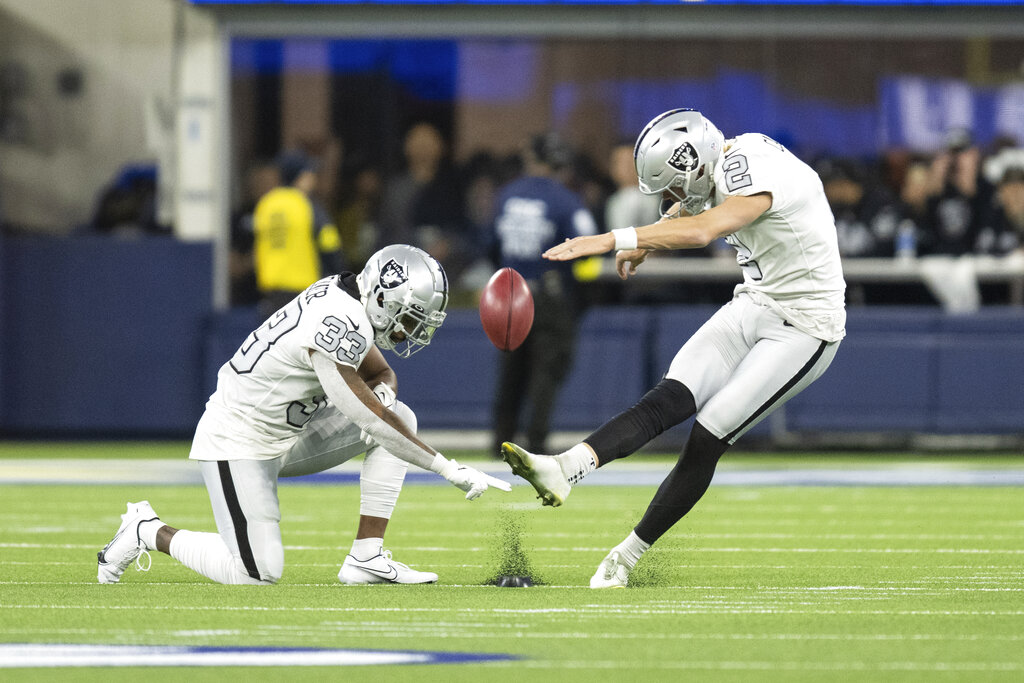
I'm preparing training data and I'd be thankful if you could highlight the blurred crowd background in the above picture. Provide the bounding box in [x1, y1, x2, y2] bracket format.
[3, 3, 1024, 312]
[223, 119, 1024, 311]
[2, 1, 1023, 445]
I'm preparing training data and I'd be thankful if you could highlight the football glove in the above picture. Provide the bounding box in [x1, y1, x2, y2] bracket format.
[432, 455, 512, 500]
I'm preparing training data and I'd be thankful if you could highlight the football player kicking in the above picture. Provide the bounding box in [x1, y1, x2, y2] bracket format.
[502, 109, 846, 588]
[98, 244, 510, 586]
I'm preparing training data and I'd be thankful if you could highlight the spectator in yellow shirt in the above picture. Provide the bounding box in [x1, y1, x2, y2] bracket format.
[253, 150, 344, 318]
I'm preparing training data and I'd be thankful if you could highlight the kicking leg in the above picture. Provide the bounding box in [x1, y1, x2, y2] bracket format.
[503, 301, 745, 506]
[584, 378, 697, 465]
[592, 312, 839, 589]
[586, 299, 749, 467]
[501, 378, 697, 508]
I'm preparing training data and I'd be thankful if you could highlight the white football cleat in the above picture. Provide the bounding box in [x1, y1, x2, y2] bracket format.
[97, 501, 160, 584]
[338, 549, 438, 585]
[501, 442, 571, 507]
[590, 551, 629, 589]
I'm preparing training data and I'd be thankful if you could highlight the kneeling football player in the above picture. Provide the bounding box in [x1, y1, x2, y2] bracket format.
[98, 245, 509, 585]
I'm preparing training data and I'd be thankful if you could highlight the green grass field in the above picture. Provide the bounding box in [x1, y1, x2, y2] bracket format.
[2, 444, 1023, 681]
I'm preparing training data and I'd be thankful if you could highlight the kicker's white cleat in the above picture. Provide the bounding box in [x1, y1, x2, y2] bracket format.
[97, 501, 160, 584]
[338, 549, 438, 585]
[590, 551, 630, 589]
[501, 442, 571, 507]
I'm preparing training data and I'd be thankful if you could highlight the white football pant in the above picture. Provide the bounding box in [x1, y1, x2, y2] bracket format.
[666, 293, 840, 445]
[171, 401, 416, 585]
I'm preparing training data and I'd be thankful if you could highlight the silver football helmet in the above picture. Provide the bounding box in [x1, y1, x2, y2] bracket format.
[633, 109, 725, 217]
[357, 245, 448, 358]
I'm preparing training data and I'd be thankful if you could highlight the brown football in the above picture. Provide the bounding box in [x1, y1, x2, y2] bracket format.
[479, 267, 534, 351]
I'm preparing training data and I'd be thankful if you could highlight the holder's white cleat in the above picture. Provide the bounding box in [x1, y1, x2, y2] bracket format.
[590, 551, 630, 589]
[338, 549, 438, 585]
[501, 442, 571, 507]
[97, 501, 159, 584]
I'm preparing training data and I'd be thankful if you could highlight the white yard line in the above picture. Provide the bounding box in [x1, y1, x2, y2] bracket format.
[5, 542, 1024, 555]
[4, 626, 1024, 643]
[5, 604, 1024, 616]
[485, 660, 1024, 672]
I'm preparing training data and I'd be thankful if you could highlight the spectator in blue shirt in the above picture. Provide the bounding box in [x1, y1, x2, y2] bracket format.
[487, 133, 598, 456]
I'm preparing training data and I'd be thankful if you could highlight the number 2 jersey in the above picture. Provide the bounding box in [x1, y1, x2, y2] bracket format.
[190, 274, 373, 461]
[711, 133, 847, 342]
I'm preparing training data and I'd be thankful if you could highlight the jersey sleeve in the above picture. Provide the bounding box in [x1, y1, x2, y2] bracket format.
[714, 134, 793, 211]
[300, 287, 375, 370]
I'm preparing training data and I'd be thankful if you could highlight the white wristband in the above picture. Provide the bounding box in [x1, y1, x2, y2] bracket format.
[428, 452, 450, 475]
[612, 227, 638, 251]
[371, 383, 396, 410]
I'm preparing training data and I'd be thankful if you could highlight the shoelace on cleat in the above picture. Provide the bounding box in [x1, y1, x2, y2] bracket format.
[381, 549, 412, 571]
[134, 549, 152, 573]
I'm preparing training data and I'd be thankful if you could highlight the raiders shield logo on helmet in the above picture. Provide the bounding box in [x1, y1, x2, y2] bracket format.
[379, 259, 408, 289]
[668, 142, 699, 172]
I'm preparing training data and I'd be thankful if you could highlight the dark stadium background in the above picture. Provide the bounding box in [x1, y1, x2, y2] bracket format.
[0, 0, 1022, 451]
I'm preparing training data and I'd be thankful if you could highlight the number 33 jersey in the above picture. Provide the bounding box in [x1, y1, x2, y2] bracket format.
[712, 133, 847, 343]
[190, 274, 374, 461]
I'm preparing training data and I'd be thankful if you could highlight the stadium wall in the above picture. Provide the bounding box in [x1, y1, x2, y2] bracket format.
[1, 237, 1023, 443]
[0, 236, 211, 436]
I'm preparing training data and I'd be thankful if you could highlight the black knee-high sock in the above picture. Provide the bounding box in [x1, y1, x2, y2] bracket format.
[584, 379, 696, 465]
[633, 422, 730, 545]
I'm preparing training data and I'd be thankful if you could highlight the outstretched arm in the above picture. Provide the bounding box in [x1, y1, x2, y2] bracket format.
[543, 194, 772, 276]
[311, 351, 509, 499]
[313, 350, 435, 467]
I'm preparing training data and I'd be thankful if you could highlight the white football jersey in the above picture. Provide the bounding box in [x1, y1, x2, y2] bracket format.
[190, 274, 374, 461]
[711, 133, 847, 342]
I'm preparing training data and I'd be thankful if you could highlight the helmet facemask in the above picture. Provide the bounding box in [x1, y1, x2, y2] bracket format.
[358, 245, 449, 358]
[634, 109, 724, 217]
[374, 296, 446, 358]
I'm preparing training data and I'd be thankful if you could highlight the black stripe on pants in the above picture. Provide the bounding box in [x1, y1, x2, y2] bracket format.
[723, 339, 828, 443]
[218, 460, 261, 580]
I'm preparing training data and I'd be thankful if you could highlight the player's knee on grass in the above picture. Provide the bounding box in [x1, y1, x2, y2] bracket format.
[251, 525, 285, 583]
[230, 558, 279, 585]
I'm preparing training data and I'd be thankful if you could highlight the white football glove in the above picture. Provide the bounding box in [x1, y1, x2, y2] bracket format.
[360, 383, 397, 447]
[431, 454, 512, 500]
